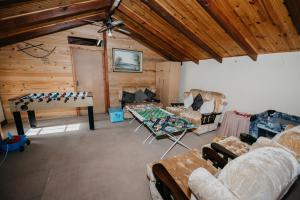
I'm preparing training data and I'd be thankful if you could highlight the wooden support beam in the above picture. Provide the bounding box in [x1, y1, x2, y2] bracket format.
[115, 11, 189, 62]
[115, 27, 173, 61]
[0, 0, 112, 30]
[0, 10, 107, 47]
[196, 0, 258, 61]
[142, 0, 222, 63]
[103, 31, 110, 112]
[118, 3, 199, 63]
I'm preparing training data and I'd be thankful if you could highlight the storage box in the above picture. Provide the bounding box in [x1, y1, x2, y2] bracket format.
[108, 107, 124, 123]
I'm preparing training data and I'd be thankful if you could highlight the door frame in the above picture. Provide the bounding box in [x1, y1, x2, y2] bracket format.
[70, 45, 109, 114]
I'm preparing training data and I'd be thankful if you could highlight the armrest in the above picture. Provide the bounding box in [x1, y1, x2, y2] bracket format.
[171, 102, 184, 107]
[189, 168, 238, 200]
[202, 147, 227, 169]
[240, 133, 257, 145]
[211, 143, 238, 160]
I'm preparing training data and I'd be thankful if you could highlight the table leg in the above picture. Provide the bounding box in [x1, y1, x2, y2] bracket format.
[143, 134, 153, 144]
[129, 118, 135, 124]
[88, 106, 95, 130]
[161, 130, 188, 159]
[167, 134, 191, 149]
[148, 135, 156, 144]
[134, 123, 143, 133]
[27, 110, 37, 128]
[13, 111, 24, 135]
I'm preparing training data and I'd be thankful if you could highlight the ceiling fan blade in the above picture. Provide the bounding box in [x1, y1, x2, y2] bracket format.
[116, 28, 131, 35]
[82, 19, 104, 27]
[97, 27, 108, 33]
[109, 0, 121, 15]
[111, 20, 124, 27]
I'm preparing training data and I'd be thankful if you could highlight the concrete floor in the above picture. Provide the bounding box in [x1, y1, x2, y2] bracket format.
[0, 114, 217, 200]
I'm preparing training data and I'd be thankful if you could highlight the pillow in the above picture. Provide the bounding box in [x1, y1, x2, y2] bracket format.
[191, 94, 203, 111]
[189, 168, 238, 200]
[199, 99, 214, 114]
[275, 131, 300, 162]
[184, 93, 193, 108]
[121, 91, 135, 103]
[135, 90, 148, 103]
[144, 88, 156, 101]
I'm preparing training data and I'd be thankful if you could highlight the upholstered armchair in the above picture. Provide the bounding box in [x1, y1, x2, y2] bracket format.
[166, 89, 227, 135]
[147, 126, 300, 200]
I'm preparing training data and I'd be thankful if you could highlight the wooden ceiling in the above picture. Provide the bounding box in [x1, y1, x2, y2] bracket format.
[0, 0, 111, 46]
[1, 0, 300, 63]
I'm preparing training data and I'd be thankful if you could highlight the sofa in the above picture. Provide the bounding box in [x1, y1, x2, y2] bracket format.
[147, 126, 300, 200]
[118, 87, 163, 119]
[166, 89, 226, 135]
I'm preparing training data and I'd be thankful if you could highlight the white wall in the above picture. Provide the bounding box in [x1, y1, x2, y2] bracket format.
[180, 51, 300, 116]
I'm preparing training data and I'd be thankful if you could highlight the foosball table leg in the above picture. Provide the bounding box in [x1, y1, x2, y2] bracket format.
[27, 110, 37, 128]
[88, 106, 95, 130]
[13, 111, 24, 135]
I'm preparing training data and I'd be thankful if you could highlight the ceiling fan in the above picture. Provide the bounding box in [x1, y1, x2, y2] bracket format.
[83, 0, 128, 41]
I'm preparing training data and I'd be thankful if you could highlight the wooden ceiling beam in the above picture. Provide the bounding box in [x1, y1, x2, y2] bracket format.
[115, 27, 172, 61]
[0, 10, 107, 47]
[142, 0, 222, 63]
[0, 0, 112, 30]
[114, 11, 187, 61]
[196, 0, 258, 61]
[118, 3, 199, 63]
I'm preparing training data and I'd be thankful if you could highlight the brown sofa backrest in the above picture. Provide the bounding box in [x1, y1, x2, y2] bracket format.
[186, 89, 226, 113]
[118, 87, 156, 101]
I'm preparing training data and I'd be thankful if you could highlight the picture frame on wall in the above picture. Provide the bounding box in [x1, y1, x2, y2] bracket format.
[112, 48, 143, 73]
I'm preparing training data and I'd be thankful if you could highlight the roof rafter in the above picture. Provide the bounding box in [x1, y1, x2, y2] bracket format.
[0, 11, 107, 47]
[114, 11, 188, 61]
[196, 0, 258, 61]
[118, 2, 200, 63]
[142, 0, 222, 63]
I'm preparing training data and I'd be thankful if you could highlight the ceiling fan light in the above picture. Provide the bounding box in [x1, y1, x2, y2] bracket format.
[108, 29, 113, 37]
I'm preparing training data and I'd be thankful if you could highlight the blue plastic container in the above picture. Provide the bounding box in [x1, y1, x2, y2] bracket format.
[109, 107, 124, 123]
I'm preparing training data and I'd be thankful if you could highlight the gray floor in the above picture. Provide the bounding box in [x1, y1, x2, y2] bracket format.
[0, 114, 217, 200]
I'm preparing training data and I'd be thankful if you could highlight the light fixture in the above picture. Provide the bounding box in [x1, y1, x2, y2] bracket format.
[108, 28, 112, 37]
[96, 39, 102, 46]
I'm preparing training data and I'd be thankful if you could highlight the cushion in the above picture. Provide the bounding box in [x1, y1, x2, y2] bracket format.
[121, 91, 135, 103]
[199, 99, 214, 114]
[135, 90, 148, 103]
[144, 88, 156, 100]
[189, 168, 238, 200]
[217, 147, 299, 200]
[274, 129, 300, 162]
[184, 93, 194, 108]
[191, 94, 203, 111]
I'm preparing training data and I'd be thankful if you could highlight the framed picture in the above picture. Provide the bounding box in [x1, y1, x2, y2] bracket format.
[112, 48, 143, 72]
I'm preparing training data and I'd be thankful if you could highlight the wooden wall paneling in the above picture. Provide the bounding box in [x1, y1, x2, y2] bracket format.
[0, 10, 107, 47]
[106, 31, 166, 107]
[197, 0, 258, 61]
[119, 0, 211, 62]
[142, 0, 223, 63]
[114, 11, 187, 61]
[0, 0, 112, 30]
[0, 25, 101, 121]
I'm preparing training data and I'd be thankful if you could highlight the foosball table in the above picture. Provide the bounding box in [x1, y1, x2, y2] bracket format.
[8, 91, 94, 135]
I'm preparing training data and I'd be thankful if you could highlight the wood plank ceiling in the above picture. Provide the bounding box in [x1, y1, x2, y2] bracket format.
[117, 0, 300, 62]
[0, 0, 300, 63]
[0, 0, 112, 46]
